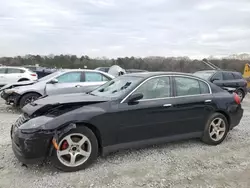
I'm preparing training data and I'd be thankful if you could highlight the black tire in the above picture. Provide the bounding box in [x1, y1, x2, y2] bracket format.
[19, 93, 41, 108]
[236, 89, 244, 102]
[202, 113, 229, 145]
[51, 126, 98, 172]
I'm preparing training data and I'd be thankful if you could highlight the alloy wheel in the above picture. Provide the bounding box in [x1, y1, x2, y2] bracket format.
[209, 118, 226, 141]
[57, 133, 92, 167]
[24, 96, 38, 105]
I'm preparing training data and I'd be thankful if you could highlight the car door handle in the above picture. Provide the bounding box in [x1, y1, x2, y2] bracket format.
[163, 104, 172, 107]
[204, 99, 212, 103]
[75, 85, 82, 88]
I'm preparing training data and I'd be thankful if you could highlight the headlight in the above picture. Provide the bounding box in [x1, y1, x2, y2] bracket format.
[5, 89, 17, 94]
[19, 116, 53, 131]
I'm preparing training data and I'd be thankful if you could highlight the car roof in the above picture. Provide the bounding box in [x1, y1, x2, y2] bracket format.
[0, 66, 28, 70]
[195, 70, 217, 73]
[55, 68, 114, 78]
[196, 69, 240, 74]
[123, 71, 198, 78]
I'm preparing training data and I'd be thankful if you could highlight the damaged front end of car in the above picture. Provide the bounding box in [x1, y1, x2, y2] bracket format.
[11, 95, 108, 165]
[0, 81, 36, 106]
[1, 89, 21, 106]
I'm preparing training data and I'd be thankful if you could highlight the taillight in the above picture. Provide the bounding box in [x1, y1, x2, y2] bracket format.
[233, 93, 241, 104]
[31, 74, 37, 77]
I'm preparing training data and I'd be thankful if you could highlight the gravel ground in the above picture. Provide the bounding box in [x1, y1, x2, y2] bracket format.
[0, 97, 250, 188]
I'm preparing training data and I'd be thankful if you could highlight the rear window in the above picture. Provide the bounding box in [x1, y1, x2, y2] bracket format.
[232, 72, 243, 79]
[223, 72, 234, 80]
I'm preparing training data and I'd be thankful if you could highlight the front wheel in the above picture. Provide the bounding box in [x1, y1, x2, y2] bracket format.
[51, 126, 98, 172]
[19, 93, 41, 108]
[202, 113, 229, 145]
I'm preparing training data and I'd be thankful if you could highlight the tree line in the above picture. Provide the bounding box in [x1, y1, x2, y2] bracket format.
[0, 54, 249, 74]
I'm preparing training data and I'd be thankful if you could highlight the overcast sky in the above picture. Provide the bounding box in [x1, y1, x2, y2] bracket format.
[0, 0, 250, 58]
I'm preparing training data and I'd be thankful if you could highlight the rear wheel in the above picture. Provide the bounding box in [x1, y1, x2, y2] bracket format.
[19, 93, 41, 108]
[51, 126, 98, 172]
[202, 113, 229, 145]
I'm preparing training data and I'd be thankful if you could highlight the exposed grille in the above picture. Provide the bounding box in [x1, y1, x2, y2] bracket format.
[14, 113, 30, 127]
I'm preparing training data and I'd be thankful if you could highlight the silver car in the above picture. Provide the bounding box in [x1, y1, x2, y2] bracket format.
[0, 69, 114, 108]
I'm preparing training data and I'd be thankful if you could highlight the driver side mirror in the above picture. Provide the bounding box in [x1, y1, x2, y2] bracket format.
[211, 78, 219, 83]
[48, 78, 58, 84]
[127, 93, 143, 104]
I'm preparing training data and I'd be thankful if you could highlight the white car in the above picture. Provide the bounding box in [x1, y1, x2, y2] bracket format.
[0, 66, 38, 86]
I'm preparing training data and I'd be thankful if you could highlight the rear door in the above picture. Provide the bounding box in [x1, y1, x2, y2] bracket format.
[232, 72, 246, 88]
[0, 68, 7, 85]
[5, 68, 25, 84]
[79, 71, 112, 93]
[171, 76, 215, 134]
[45, 71, 84, 95]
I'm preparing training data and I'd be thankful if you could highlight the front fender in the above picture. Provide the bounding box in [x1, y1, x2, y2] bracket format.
[42, 106, 106, 130]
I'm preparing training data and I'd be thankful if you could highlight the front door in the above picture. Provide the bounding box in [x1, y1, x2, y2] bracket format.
[211, 72, 224, 87]
[114, 76, 176, 144]
[222, 72, 236, 88]
[45, 71, 84, 95]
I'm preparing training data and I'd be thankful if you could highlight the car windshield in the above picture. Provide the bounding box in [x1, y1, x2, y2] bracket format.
[90, 76, 143, 98]
[193, 71, 214, 80]
[37, 71, 63, 82]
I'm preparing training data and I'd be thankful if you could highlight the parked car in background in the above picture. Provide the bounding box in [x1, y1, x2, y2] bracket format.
[11, 72, 243, 172]
[95, 67, 110, 73]
[194, 70, 247, 101]
[95, 66, 148, 75]
[0, 69, 114, 108]
[125, 69, 148, 73]
[0, 66, 38, 86]
[24, 65, 57, 79]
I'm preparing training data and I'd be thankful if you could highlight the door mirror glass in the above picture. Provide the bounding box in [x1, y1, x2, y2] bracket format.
[127, 93, 143, 103]
[48, 78, 58, 84]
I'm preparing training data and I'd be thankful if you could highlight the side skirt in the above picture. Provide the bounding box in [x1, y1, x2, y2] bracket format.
[102, 132, 202, 156]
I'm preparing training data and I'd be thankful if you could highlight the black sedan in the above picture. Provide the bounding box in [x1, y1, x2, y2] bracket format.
[11, 72, 243, 172]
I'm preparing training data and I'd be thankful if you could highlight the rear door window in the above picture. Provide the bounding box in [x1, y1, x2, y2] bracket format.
[7, 68, 25, 74]
[223, 72, 234, 80]
[232, 72, 243, 79]
[174, 77, 210, 96]
[84, 72, 110, 82]
[199, 81, 210, 94]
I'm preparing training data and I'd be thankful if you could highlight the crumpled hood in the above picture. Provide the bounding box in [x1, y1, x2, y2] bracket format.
[0, 80, 36, 91]
[22, 93, 111, 116]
